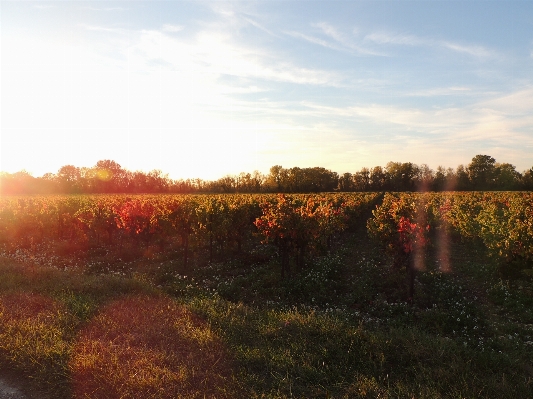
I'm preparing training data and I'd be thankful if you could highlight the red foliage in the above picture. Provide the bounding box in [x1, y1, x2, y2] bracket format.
[397, 216, 430, 254]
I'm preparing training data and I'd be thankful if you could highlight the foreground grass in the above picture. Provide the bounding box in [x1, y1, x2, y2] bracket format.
[0, 228, 532, 398]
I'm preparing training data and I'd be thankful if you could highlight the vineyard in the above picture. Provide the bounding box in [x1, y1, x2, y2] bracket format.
[1, 191, 532, 276]
[0, 193, 380, 272]
[1, 192, 533, 398]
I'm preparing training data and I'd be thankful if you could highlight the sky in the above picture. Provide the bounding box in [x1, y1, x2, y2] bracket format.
[2, 0, 533, 180]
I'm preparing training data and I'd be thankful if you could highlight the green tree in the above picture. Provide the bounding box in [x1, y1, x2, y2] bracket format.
[521, 168, 533, 190]
[287, 167, 304, 192]
[432, 166, 447, 191]
[338, 173, 354, 191]
[494, 163, 521, 190]
[304, 167, 338, 192]
[385, 162, 417, 191]
[455, 165, 470, 191]
[415, 163, 434, 192]
[468, 155, 496, 190]
[354, 167, 371, 191]
[370, 166, 387, 191]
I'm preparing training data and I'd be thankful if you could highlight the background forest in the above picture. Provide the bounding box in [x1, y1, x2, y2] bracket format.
[1, 155, 532, 195]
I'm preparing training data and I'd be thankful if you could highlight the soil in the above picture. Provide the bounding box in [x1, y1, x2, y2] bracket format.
[0, 379, 27, 399]
[0, 370, 46, 399]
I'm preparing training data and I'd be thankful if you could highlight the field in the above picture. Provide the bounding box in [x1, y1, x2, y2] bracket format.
[0, 192, 532, 398]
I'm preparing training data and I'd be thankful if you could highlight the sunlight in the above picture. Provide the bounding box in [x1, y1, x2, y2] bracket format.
[2, 29, 271, 179]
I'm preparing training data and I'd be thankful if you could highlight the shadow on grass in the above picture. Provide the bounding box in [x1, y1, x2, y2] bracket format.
[0, 260, 240, 399]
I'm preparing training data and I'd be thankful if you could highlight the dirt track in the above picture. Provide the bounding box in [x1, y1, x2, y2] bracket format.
[0, 377, 27, 399]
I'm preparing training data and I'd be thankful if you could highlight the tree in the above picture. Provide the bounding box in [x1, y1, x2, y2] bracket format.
[385, 162, 417, 191]
[236, 172, 253, 192]
[251, 171, 265, 192]
[415, 164, 434, 192]
[286, 167, 304, 192]
[354, 168, 371, 191]
[432, 166, 447, 191]
[57, 165, 81, 193]
[301, 167, 338, 192]
[370, 166, 387, 191]
[494, 163, 521, 190]
[0, 171, 38, 195]
[147, 170, 171, 192]
[455, 164, 470, 191]
[468, 155, 496, 190]
[444, 167, 457, 191]
[266, 165, 286, 192]
[521, 168, 533, 190]
[94, 160, 127, 192]
[338, 173, 354, 191]
[216, 175, 237, 193]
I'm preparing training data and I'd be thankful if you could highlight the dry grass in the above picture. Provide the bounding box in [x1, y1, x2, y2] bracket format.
[69, 295, 238, 399]
[0, 292, 70, 394]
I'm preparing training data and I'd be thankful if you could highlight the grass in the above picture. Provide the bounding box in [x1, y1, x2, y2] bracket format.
[0, 223, 532, 398]
[70, 295, 237, 399]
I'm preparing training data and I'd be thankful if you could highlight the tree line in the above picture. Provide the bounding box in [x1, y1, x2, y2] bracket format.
[1, 155, 532, 195]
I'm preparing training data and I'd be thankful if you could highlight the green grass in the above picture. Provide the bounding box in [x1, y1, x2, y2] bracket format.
[0, 226, 532, 398]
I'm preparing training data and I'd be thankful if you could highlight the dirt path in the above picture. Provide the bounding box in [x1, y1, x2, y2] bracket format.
[0, 377, 27, 399]
[0, 370, 46, 399]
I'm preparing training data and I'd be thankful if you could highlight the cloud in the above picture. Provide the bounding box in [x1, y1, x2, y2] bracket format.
[79, 24, 126, 34]
[365, 30, 497, 59]
[34, 5, 55, 9]
[314, 22, 345, 44]
[285, 30, 342, 51]
[364, 32, 427, 46]
[242, 16, 279, 37]
[131, 29, 342, 87]
[287, 23, 382, 56]
[314, 95, 533, 170]
[405, 87, 473, 97]
[161, 24, 184, 33]
[441, 41, 493, 58]
[296, 86, 533, 152]
[83, 7, 125, 11]
[478, 87, 533, 115]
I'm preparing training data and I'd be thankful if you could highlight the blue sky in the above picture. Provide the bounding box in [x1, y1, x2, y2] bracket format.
[2, 0, 532, 180]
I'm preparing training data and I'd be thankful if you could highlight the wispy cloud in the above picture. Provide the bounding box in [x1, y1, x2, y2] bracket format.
[132, 29, 343, 87]
[242, 16, 279, 37]
[365, 30, 497, 59]
[314, 22, 345, 44]
[441, 41, 493, 58]
[287, 23, 382, 56]
[285, 30, 342, 51]
[34, 5, 55, 9]
[315, 22, 379, 55]
[364, 32, 427, 46]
